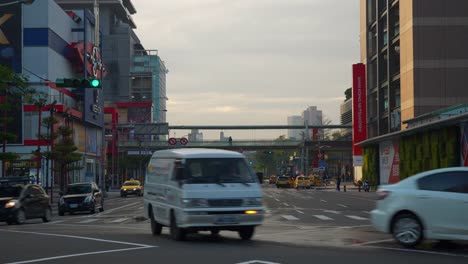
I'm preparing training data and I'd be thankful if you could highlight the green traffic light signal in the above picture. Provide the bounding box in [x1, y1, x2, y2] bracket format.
[55, 78, 102, 88]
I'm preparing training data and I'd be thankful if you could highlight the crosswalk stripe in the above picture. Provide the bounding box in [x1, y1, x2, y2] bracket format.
[281, 215, 299, 221]
[110, 218, 129, 223]
[313, 215, 333, 220]
[362, 211, 371, 214]
[346, 215, 368, 220]
[337, 204, 347, 208]
[295, 209, 304, 214]
[283, 203, 290, 206]
[78, 219, 99, 224]
[138, 206, 144, 210]
[320, 199, 327, 202]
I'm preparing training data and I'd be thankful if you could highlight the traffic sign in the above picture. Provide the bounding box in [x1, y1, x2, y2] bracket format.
[168, 137, 177, 145]
[180, 137, 188, 145]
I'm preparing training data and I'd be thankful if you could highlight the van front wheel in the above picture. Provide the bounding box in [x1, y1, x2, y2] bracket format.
[150, 209, 162, 236]
[238, 226, 255, 240]
[170, 212, 186, 241]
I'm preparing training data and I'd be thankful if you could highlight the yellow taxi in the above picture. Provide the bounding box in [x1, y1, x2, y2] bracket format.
[275, 176, 291, 188]
[120, 179, 143, 197]
[294, 176, 312, 189]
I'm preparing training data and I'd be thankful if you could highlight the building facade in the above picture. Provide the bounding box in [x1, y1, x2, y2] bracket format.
[287, 115, 303, 140]
[302, 106, 322, 126]
[1, 0, 105, 186]
[360, 0, 468, 139]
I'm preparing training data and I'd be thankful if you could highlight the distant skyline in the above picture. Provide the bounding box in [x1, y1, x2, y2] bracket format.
[133, 0, 359, 138]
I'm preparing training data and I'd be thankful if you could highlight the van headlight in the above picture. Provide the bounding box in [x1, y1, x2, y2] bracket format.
[84, 196, 93, 203]
[4, 200, 17, 209]
[243, 197, 262, 206]
[181, 198, 209, 208]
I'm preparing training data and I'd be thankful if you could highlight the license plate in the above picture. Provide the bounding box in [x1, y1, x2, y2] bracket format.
[69, 204, 78, 208]
[215, 215, 237, 224]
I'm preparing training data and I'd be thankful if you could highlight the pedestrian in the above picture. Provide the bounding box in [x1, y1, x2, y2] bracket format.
[336, 176, 341, 192]
[228, 136, 233, 146]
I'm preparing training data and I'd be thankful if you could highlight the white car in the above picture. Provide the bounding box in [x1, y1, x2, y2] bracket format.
[371, 167, 468, 247]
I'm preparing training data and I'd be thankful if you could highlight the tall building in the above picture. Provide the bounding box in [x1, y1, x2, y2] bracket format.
[302, 106, 322, 126]
[188, 129, 203, 142]
[360, 0, 468, 138]
[340, 88, 352, 139]
[287, 116, 303, 140]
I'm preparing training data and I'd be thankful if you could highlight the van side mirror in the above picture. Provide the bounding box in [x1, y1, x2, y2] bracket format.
[175, 167, 184, 181]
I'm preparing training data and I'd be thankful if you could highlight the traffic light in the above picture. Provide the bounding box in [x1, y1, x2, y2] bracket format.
[56, 78, 102, 88]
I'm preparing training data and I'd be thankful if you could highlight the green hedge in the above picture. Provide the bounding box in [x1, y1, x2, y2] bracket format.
[399, 126, 459, 179]
[362, 146, 379, 186]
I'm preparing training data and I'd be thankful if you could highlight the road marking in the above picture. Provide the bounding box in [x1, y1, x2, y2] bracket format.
[138, 206, 144, 210]
[322, 210, 340, 214]
[274, 198, 280, 202]
[345, 215, 368, 220]
[88, 202, 140, 217]
[356, 238, 395, 246]
[110, 218, 128, 223]
[313, 215, 333, 220]
[53, 223, 147, 230]
[78, 219, 99, 224]
[362, 211, 371, 214]
[0, 229, 156, 247]
[362, 245, 468, 258]
[45, 220, 66, 224]
[236, 260, 281, 264]
[320, 199, 327, 202]
[337, 204, 347, 208]
[283, 203, 290, 206]
[295, 209, 304, 214]
[5, 246, 155, 264]
[281, 215, 299, 221]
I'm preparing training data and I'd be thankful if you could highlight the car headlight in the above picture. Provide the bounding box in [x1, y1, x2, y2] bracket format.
[4, 200, 17, 209]
[133, 188, 137, 191]
[181, 198, 209, 208]
[59, 197, 65, 204]
[84, 196, 93, 203]
[243, 198, 262, 206]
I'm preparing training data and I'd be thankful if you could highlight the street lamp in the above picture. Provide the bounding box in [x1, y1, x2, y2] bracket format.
[0, 0, 35, 6]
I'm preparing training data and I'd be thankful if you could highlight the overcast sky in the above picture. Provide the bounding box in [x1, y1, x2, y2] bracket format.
[133, 0, 360, 139]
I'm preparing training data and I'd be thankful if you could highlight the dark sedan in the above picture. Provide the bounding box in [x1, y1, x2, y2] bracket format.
[58, 182, 104, 215]
[0, 184, 52, 225]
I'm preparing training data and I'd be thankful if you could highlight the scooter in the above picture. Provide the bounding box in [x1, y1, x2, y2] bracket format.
[363, 180, 370, 192]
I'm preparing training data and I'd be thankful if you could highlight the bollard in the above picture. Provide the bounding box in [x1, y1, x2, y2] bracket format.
[344, 185, 347, 192]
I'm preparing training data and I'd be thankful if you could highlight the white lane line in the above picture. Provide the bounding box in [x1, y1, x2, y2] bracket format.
[5, 246, 155, 264]
[281, 215, 299, 221]
[362, 211, 371, 214]
[45, 220, 66, 224]
[90, 202, 140, 217]
[274, 198, 280, 202]
[295, 209, 304, 214]
[345, 215, 368, 220]
[337, 204, 347, 208]
[138, 206, 144, 210]
[110, 218, 128, 223]
[283, 203, 290, 206]
[313, 215, 333, 220]
[320, 199, 327, 202]
[0, 229, 156, 247]
[322, 210, 341, 214]
[362, 245, 468, 258]
[356, 239, 395, 246]
[236, 260, 281, 264]
[78, 219, 100, 224]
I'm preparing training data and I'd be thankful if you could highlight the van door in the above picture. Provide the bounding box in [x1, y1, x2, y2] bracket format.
[146, 158, 174, 226]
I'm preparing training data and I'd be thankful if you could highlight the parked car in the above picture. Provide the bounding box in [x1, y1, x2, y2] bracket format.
[0, 182, 52, 225]
[120, 179, 143, 197]
[58, 182, 104, 215]
[371, 167, 468, 248]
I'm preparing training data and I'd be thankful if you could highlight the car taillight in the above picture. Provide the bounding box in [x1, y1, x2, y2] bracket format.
[377, 190, 391, 200]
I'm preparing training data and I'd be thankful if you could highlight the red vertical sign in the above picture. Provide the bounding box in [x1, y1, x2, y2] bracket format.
[352, 63, 367, 166]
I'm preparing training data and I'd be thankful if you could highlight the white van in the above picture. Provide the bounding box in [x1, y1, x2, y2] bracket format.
[143, 148, 264, 241]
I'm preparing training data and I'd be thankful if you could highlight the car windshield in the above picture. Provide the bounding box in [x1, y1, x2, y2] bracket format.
[184, 158, 256, 184]
[66, 185, 92, 194]
[0, 186, 22, 198]
[123, 181, 140, 186]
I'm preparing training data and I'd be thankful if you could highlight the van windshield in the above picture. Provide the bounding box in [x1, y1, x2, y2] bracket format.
[184, 158, 256, 184]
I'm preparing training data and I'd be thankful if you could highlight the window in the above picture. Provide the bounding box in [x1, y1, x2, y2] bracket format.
[418, 171, 468, 194]
[184, 158, 256, 184]
[26, 186, 44, 197]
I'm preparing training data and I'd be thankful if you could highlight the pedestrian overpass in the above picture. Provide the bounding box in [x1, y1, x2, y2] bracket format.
[116, 124, 352, 152]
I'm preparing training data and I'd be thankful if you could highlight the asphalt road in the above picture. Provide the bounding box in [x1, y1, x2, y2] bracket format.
[0, 187, 467, 264]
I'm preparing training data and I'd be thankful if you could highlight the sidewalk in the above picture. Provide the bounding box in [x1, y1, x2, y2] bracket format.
[314, 182, 379, 200]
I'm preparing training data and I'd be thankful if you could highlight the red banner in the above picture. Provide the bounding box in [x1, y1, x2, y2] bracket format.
[352, 63, 367, 165]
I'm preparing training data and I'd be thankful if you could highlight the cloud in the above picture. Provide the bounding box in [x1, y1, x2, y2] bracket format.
[132, 0, 359, 136]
